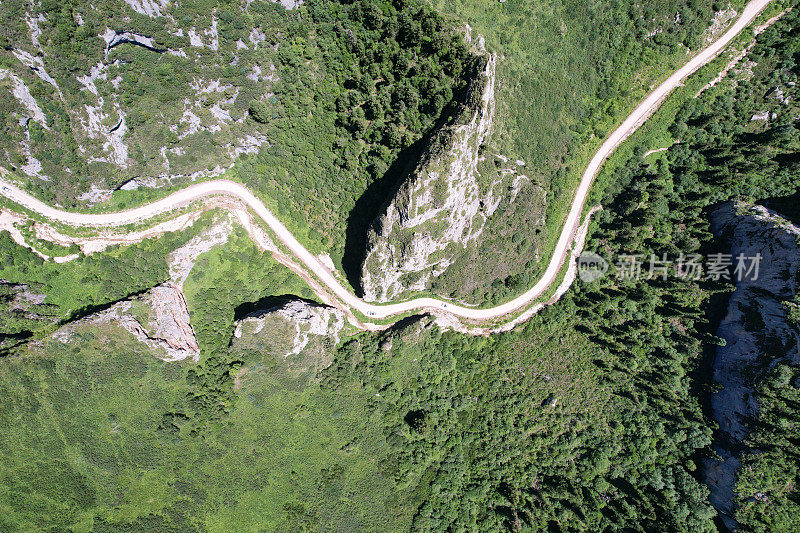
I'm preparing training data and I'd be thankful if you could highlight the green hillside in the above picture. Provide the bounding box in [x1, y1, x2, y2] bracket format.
[1, 1, 799, 532]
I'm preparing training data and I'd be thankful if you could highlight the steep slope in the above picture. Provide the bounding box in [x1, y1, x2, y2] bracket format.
[232, 299, 345, 373]
[705, 202, 800, 529]
[361, 52, 506, 301]
[0, 0, 295, 202]
[52, 282, 201, 361]
[417, 0, 750, 304]
[0, 279, 58, 353]
[357, 37, 546, 304]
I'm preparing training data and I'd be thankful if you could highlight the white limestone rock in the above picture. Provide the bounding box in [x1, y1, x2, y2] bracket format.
[361, 53, 507, 302]
[233, 300, 345, 358]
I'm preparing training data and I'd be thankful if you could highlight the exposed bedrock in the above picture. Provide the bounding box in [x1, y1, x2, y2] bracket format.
[232, 299, 345, 370]
[52, 282, 200, 362]
[704, 201, 800, 529]
[361, 53, 513, 302]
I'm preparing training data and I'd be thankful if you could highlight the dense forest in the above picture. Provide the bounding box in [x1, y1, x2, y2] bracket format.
[235, 0, 480, 258]
[331, 8, 800, 528]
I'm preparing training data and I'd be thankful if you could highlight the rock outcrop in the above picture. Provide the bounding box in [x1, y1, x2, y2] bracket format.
[52, 282, 200, 362]
[0, 279, 47, 309]
[0, 280, 58, 352]
[0, 279, 58, 327]
[361, 53, 505, 302]
[45, 216, 237, 361]
[233, 300, 345, 360]
[704, 202, 800, 529]
[167, 219, 233, 288]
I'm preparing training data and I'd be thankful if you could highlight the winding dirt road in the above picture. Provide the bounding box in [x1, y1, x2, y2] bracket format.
[0, 0, 772, 327]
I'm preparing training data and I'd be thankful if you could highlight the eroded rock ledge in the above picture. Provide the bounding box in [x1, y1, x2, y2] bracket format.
[233, 300, 345, 359]
[52, 282, 200, 362]
[46, 218, 235, 362]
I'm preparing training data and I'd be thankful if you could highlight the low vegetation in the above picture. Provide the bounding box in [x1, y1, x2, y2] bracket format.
[0, 2, 798, 531]
[428, 0, 748, 303]
[180, 224, 316, 429]
[0, 218, 205, 321]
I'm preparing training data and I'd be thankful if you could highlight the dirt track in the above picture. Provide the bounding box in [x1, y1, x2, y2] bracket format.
[0, 0, 773, 331]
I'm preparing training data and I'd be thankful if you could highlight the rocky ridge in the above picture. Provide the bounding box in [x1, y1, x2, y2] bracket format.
[41, 214, 346, 363]
[47, 217, 235, 361]
[361, 51, 519, 302]
[167, 219, 233, 288]
[0, 279, 58, 332]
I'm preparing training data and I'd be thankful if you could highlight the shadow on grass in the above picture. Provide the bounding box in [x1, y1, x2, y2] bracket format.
[233, 294, 322, 321]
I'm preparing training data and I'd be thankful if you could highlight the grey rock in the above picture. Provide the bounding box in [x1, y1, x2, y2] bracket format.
[52, 282, 200, 362]
[362, 53, 508, 302]
[704, 201, 800, 529]
[233, 300, 345, 358]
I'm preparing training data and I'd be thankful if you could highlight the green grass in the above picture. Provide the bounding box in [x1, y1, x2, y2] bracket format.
[3, 6, 800, 531]
[426, 0, 748, 303]
[0, 289, 620, 531]
[0, 312, 410, 530]
[182, 223, 318, 357]
[0, 214, 209, 320]
[0, 327, 193, 531]
[4, 0, 772, 308]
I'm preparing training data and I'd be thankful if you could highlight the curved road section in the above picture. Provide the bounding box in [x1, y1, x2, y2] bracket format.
[0, 0, 772, 324]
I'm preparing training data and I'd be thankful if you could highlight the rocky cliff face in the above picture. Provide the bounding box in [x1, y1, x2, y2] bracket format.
[233, 300, 345, 358]
[0, 279, 58, 352]
[361, 53, 509, 302]
[704, 202, 800, 529]
[52, 282, 200, 362]
[232, 300, 345, 373]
